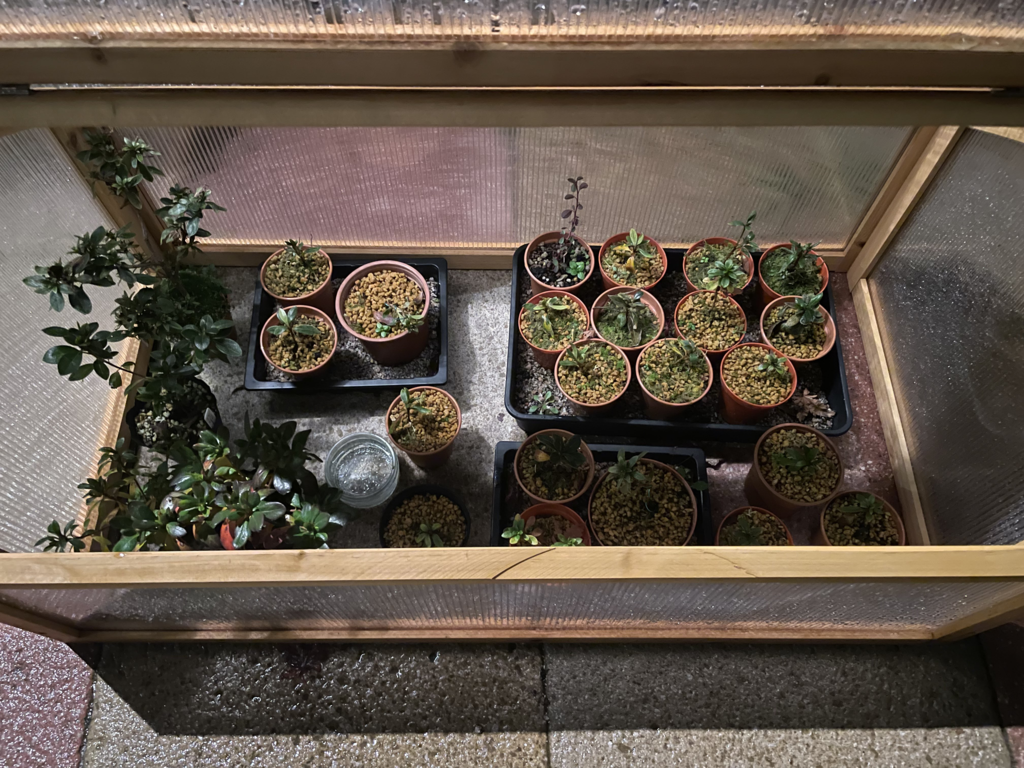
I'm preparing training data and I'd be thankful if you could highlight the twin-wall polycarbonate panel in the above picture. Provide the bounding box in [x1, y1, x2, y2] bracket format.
[0, 130, 121, 553]
[126, 126, 909, 251]
[871, 128, 1024, 546]
[2, 0, 1023, 40]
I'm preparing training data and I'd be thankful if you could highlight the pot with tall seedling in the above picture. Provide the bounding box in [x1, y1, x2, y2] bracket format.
[683, 212, 757, 295]
[503, 505, 591, 547]
[716, 507, 793, 546]
[815, 491, 905, 547]
[758, 240, 829, 306]
[386, 386, 461, 468]
[518, 290, 590, 370]
[260, 239, 334, 313]
[673, 290, 747, 364]
[525, 177, 594, 295]
[760, 293, 836, 364]
[636, 338, 713, 420]
[260, 306, 337, 379]
[745, 423, 844, 517]
[554, 339, 631, 415]
[598, 228, 668, 292]
[514, 430, 595, 505]
[590, 287, 664, 360]
[337, 260, 430, 366]
[719, 343, 797, 425]
[588, 451, 697, 546]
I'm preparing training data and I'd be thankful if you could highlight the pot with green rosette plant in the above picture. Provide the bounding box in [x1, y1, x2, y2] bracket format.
[815, 491, 906, 547]
[518, 290, 590, 370]
[525, 177, 595, 295]
[760, 293, 836, 364]
[673, 290, 747, 363]
[260, 239, 334, 313]
[513, 430, 595, 505]
[380, 486, 470, 548]
[587, 451, 697, 546]
[554, 339, 631, 416]
[260, 305, 337, 379]
[758, 240, 829, 306]
[636, 338, 713, 420]
[598, 229, 668, 291]
[745, 423, 844, 517]
[503, 505, 591, 547]
[590, 287, 664, 361]
[385, 386, 461, 468]
[683, 212, 757, 295]
[719, 343, 797, 425]
[716, 506, 793, 546]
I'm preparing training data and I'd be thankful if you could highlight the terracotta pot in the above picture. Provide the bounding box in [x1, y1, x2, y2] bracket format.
[757, 243, 830, 307]
[385, 386, 461, 469]
[597, 231, 669, 292]
[335, 260, 431, 366]
[554, 340, 631, 416]
[744, 423, 844, 518]
[587, 459, 697, 547]
[719, 342, 798, 425]
[513, 430, 596, 505]
[814, 491, 907, 546]
[715, 507, 794, 546]
[260, 304, 337, 380]
[518, 504, 592, 546]
[759, 295, 837, 364]
[590, 286, 665, 362]
[518, 290, 591, 370]
[682, 237, 754, 295]
[635, 339, 714, 420]
[379, 484, 471, 548]
[672, 290, 748, 366]
[259, 247, 335, 313]
[524, 231, 596, 297]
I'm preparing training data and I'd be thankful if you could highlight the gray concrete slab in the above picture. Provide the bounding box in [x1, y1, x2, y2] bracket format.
[544, 642, 1011, 767]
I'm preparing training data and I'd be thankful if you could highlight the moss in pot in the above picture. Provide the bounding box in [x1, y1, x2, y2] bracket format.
[763, 293, 828, 359]
[516, 432, 592, 504]
[674, 291, 746, 353]
[387, 387, 459, 454]
[527, 177, 592, 291]
[556, 340, 629, 407]
[684, 212, 756, 294]
[822, 492, 903, 546]
[638, 338, 711, 404]
[760, 240, 825, 297]
[594, 290, 660, 349]
[718, 508, 791, 546]
[383, 493, 466, 548]
[521, 294, 589, 352]
[601, 229, 665, 288]
[343, 268, 425, 339]
[759, 427, 842, 505]
[589, 452, 696, 546]
[262, 240, 331, 299]
[503, 512, 586, 547]
[265, 307, 334, 372]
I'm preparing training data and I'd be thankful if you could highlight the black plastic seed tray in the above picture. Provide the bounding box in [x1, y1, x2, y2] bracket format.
[489, 441, 713, 547]
[245, 256, 448, 391]
[504, 244, 852, 441]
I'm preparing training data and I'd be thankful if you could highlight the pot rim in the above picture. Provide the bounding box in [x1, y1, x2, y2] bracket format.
[259, 304, 337, 376]
[818, 490, 906, 547]
[590, 285, 666, 353]
[335, 259, 431, 344]
[518, 503, 593, 547]
[720, 342, 798, 410]
[751, 422, 845, 508]
[682, 237, 755, 294]
[385, 385, 462, 458]
[673, 290, 748, 354]
[259, 246, 334, 303]
[635, 338, 714, 408]
[759, 294, 837, 363]
[524, 231, 596, 292]
[513, 429, 596, 506]
[597, 231, 669, 291]
[715, 506, 795, 546]
[554, 339, 632, 409]
[517, 289, 592, 356]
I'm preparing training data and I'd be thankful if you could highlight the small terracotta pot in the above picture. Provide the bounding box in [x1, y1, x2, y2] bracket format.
[336, 260, 431, 366]
[518, 504, 592, 547]
[590, 286, 665, 362]
[757, 243, 830, 307]
[814, 491, 907, 546]
[744, 423, 845, 518]
[587, 459, 697, 547]
[597, 232, 669, 292]
[259, 248, 335, 313]
[513, 430, 596, 505]
[385, 386, 461, 469]
[715, 507, 794, 546]
[672, 290, 748, 366]
[260, 304, 337, 380]
[524, 231, 596, 297]
[636, 339, 713, 420]
[760, 295, 837, 364]
[518, 290, 591, 370]
[719, 342, 798, 425]
[682, 237, 754, 295]
[554, 340, 631, 416]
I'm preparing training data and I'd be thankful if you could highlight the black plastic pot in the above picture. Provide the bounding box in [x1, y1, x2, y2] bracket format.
[126, 377, 222, 451]
[379, 484, 471, 548]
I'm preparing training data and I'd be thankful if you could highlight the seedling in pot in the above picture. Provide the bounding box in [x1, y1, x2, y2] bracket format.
[639, 339, 711, 406]
[774, 445, 821, 472]
[519, 433, 590, 502]
[597, 290, 658, 348]
[675, 291, 746, 352]
[387, 388, 459, 454]
[591, 455, 694, 546]
[823, 492, 900, 546]
[502, 514, 539, 546]
[374, 300, 425, 337]
[528, 391, 560, 415]
[839, 493, 885, 527]
[609, 450, 648, 495]
[719, 509, 791, 547]
[765, 293, 829, 360]
[758, 351, 789, 377]
[721, 345, 793, 408]
[757, 427, 842, 504]
[723, 514, 763, 545]
[685, 211, 756, 292]
[528, 177, 591, 289]
[762, 240, 823, 296]
[664, 338, 703, 370]
[552, 534, 583, 547]
[270, 307, 320, 343]
[703, 258, 747, 293]
[264, 239, 330, 298]
[521, 296, 587, 352]
[388, 387, 432, 439]
[603, 229, 664, 287]
[560, 343, 596, 375]
[384, 493, 465, 548]
[416, 522, 445, 548]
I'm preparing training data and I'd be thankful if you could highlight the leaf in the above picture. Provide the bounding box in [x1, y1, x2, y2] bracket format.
[166, 522, 187, 538]
[560, 209, 573, 219]
[43, 345, 72, 365]
[108, 372, 123, 388]
[113, 535, 139, 552]
[93, 361, 109, 379]
[69, 363, 94, 381]
[68, 287, 92, 314]
[57, 349, 83, 376]
[276, 307, 289, 325]
[267, 326, 286, 337]
[232, 523, 250, 549]
[49, 291, 65, 312]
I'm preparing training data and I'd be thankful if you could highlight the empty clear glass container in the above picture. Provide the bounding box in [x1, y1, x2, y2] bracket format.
[324, 433, 399, 508]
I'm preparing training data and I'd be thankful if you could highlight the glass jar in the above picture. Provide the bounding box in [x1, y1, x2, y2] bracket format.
[324, 433, 399, 509]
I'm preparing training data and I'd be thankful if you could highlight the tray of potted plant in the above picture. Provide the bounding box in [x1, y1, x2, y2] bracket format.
[245, 255, 447, 391]
[490, 441, 713, 547]
[505, 239, 853, 441]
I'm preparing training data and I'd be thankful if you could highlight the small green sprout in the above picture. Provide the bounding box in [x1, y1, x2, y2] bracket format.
[415, 522, 444, 548]
[502, 514, 539, 546]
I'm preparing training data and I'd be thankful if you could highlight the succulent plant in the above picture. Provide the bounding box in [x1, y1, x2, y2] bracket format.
[501, 514, 539, 546]
[608, 450, 648, 495]
[757, 351, 789, 377]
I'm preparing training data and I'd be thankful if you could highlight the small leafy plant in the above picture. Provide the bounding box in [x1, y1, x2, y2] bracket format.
[664, 338, 703, 370]
[603, 229, 663, 286]
[528, 391, 559, 415]
[235, 416, 320, 496]
[728, 211, 757, 258]
[757, 351, 788, 377]
[527, 296, 571, 335]
[534, 433, 586, 472]
[762, 240, 823, 296]
[684, 211, 755, 293]
[723, 514, 764, 545]
[269, 306, 322, 344]
[552, 534, 583, 547]
[35, 520, 90, 553]
[388, 387, 432, 438]
[560, 343, 596, 376]
[773, 445, 821, 472]
[703, 259, 747, 293]
[286, 494, 345, 549]
[839, 492, 886, 527]
[527, 176, 591, 288]
[76, 130, 164, 210]
[502, 514, 539, 546]
[597, 290, 658, 347]
[608, 450, 648, 495]
[374, 300, 425, 337]
[415, 522, 445, 548]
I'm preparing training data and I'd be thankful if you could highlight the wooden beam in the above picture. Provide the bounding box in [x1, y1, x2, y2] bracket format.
[974, 126, 1024, 144]
[852, 280, 930, 546]
[2, 546, 1024, 587]
[5, 89, 1024, 129]
[4, 41, 1024, 88]
[0, 600, 81, 643]
[847, 126, 964, 283]
[933, 586, 1024, 641]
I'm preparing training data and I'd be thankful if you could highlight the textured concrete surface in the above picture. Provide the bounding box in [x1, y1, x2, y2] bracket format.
[0, 624, 92, 768]
[982, 624, 1024, 767]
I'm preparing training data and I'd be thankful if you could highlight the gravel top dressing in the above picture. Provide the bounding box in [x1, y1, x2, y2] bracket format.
[590, 463, 694, 546]
[765, 303, 827, 359]
[822, 492, 900, 546]
[720, 508, 790, 546]
[383, 493, 466, 548]
[758, 428, 841, 503]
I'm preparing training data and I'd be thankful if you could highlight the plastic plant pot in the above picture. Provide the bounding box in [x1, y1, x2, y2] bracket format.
[523, 231, 596, 297]
[554, 340, 632, 416]
[379, 484, 471, 548]
[814, 491, 906, 547]
[715, 506, 794, 546]
[682, 237, 754, 295]
[760, 295, 837, 365]
[597, 231, 669, 292]
[516, 503, 592, 546]
[259, 304, 337, 380]
[635, 339, 714, 421]
[757, 243, 830, 308]
[259, 247, 335, 314]
[513, 429, 596, 505]
[518, 289, 591, 370]
[590, 286, 665, 362]
[718, 342, 798, 425]
[385, 386, 461, 469]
